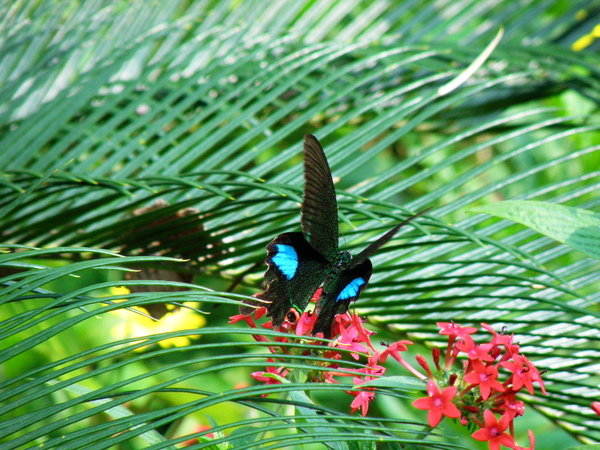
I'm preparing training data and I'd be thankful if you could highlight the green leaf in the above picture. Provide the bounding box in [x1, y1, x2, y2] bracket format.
[1, 1, 599, 448]
[566, 446, 600, 450]
[289, 390, 349, 450]
[360, 376, 426, 390]
[470, 200, 600, 260]
[49, 381, 174, 448]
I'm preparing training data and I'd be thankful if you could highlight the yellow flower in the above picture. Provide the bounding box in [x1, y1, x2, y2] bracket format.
[572, 34, 594, 52]
[109, 287, 206, 348]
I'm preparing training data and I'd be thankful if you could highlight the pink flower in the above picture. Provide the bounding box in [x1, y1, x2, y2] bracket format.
[412, 380, 461, 427]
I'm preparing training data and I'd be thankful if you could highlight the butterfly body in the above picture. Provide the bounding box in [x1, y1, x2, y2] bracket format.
[241, 135, 425, 337]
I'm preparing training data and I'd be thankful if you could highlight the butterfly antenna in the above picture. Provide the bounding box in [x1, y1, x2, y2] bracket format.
[340, 227, 348, 251]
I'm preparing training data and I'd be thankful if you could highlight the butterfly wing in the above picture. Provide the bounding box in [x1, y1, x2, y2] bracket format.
[244, 232, 329, 328]
[302, 135, 339, 260]
[312, 259, 373, 338]
[312, 210, 429, 336]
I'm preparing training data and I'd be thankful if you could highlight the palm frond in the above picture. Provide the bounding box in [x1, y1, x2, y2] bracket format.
[2, 0, 600, 448]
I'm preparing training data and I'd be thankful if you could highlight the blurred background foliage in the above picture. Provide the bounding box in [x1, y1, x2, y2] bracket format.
[1, 0, 600, 448]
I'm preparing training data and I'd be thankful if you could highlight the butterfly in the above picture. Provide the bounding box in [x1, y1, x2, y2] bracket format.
[240, 134, 426, 338]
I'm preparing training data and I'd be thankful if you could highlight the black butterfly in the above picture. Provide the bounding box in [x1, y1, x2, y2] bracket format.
[240, 135, 426, 338]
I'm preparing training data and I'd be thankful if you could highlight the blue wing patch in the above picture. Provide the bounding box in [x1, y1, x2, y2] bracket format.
[336, 277, 366, 302]
[272, 244, 299, 279]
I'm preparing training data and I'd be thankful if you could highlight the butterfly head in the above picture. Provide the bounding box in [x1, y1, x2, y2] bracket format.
[334, 251, 352, 269]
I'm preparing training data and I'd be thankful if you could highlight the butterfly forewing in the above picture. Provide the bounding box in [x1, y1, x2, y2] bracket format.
[256, 232, 329, 328]
[301, 135, 339, 260]
[312, 258, 373, 338]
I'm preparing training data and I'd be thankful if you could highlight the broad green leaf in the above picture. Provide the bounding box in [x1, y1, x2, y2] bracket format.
[471, 200, 600, 260]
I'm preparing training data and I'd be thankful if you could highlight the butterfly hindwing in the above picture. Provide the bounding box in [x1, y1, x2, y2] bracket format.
[301, 135, 339, 260]
[312, 258, 373, 338]
[256, 232, 329, 328]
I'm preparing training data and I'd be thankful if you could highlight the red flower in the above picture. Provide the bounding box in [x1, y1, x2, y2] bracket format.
[349, 377, 376, 416]
[464, 360, 505, 400]
[349, 389, 375, 417]
[438, 322, 478, 340]
[501, 354, 545, 395]
[295, 311, 317, 336]
[481, 323, 519, 357]
[182, 425, 214, 446]
[379, 340, 412, 364]
[311, 287, 323, 302]
[592, 401, 600, 416]
[513, 430, 536, 450]
[497, 393, 525, 419]
[522, 355, 546, 395]
[456, 338, 494, 362]
[413, 380, 461, 427]
[329, 312, 352, 337]
[501, 355, 534, 394]
[228, 313, 257, 327]
[251, 361, 289, 390]
[349, 313, 376, 344]
[415, 354, 434, 378]
[337, 318, 371, 360]
[471, 410, 516, 450]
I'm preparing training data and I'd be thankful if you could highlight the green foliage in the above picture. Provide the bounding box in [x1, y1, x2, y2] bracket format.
[1, 0, 600, 448]
[472, 200, 600, 260]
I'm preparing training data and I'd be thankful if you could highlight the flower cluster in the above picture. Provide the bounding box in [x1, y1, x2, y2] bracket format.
[231, 300, 546, 450]
[412, 322, 545, 450]
[230, 297, 397, 415]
